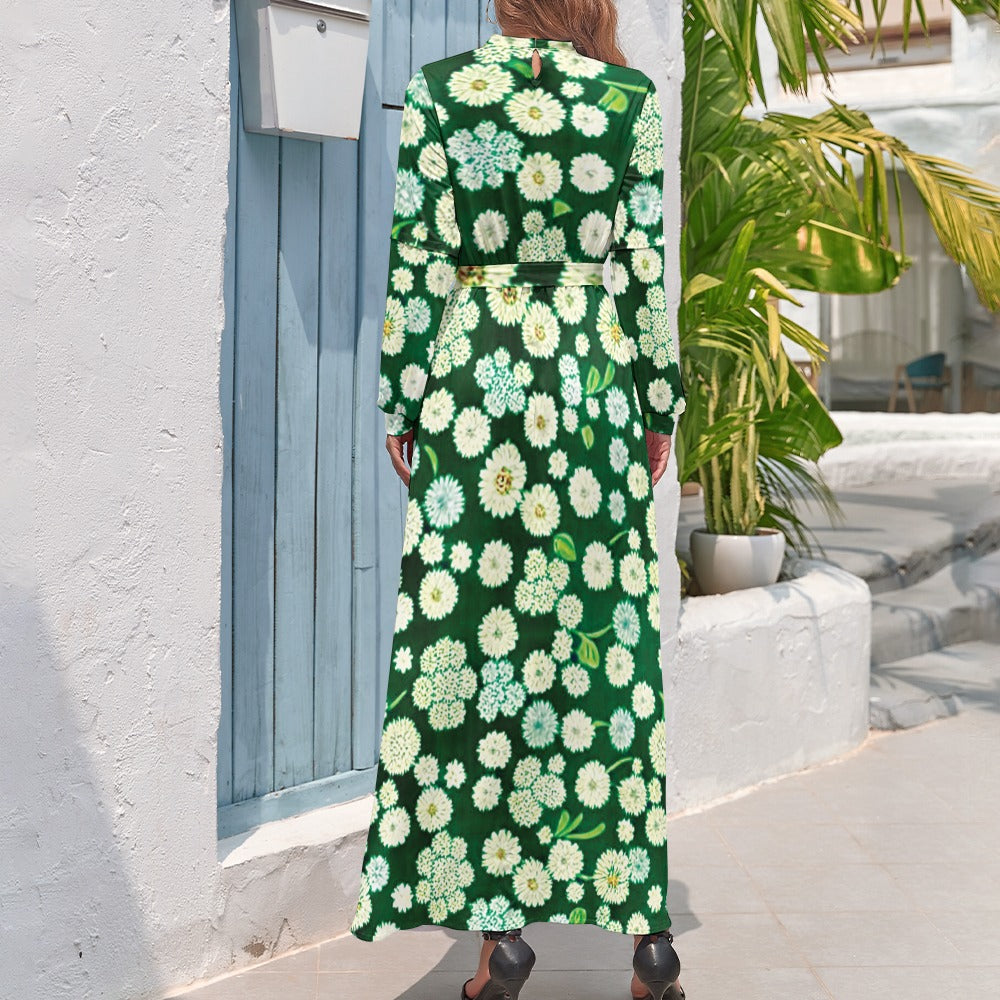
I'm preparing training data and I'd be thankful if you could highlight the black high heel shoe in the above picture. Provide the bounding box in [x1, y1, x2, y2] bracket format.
[633, 929, 685, 1000]
[461, 928, 536, 1000]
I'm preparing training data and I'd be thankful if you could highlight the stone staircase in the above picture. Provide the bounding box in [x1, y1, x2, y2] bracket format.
[862, 513, 1000, 729]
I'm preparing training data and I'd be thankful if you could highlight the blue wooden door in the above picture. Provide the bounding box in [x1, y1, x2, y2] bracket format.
[219, 1, 495, 838]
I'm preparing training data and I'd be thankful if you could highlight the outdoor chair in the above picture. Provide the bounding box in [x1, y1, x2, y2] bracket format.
[888, 352, 952, 412]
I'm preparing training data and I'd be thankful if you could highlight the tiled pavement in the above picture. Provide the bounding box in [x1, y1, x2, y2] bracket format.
[171, 701, 1000, 1000]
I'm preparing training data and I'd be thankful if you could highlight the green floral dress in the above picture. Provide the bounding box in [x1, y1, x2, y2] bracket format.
[350, 32, 686, 943]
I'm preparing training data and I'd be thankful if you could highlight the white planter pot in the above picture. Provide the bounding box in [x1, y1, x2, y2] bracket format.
[689, 527, 786, 595]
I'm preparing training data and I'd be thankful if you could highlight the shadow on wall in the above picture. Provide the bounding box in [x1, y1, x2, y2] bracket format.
[0, 581, 159, 1000]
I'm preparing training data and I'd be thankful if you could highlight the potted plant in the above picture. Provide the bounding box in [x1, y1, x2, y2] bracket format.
[674, 0, 1000, 595]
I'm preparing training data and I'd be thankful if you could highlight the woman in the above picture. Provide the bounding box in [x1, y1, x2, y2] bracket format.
[350, 2, 687, 998]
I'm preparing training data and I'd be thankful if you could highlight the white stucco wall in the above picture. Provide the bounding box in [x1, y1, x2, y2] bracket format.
[0, 1, 230, 997]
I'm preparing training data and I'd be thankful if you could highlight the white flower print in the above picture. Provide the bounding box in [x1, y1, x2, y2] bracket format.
[645, 804, 668, 845]
[561, 663, 590, 698]
[575, 334, 589, 356]
[648, 719, 667, 777]
[418, 140, 449, 182]
[399, 100, 426, 147]
[605, 386, 630, 427]
[570, 153, 614, 193]
[469, 895, 526, 931]
[379, 718, 420, 775]
[479, 442, 527, 517]
[629, 180, 663, 227]
[381, 298, 406, 356]
[524, 392, 559, 449]
[556, 593, 583, 631]
[477, 658, 527, 722]
[400, 363, 428, 401]
[566, 881, 584, 904]
[552, 49, 604, 78]
[450, 541, 472, 573]
[572, 103, 608, 137]
[472, 775, 502, 811]
[506, 88, 565, 136]
[585, 396, 600, 419]
[482, 830, 521, 876]
[561, 80, 584, 98]
[392, 884, 413, 912]
[578, 210, 613, 257]
[478, 605, 518, 657]
[605, 644, 635, 688]
[561, 709, 595, 753]
[445, 761, 466, 788]
[546, 840, 584, 882]
[394, 591, 413, 632]
[520, 483, 561, 536]
[522, 700, 559, 749]
[593, 849, 631, 904]
[394, 168, 424, 217]
[569, 467, 602, 518]
[523, 650, 556, 694]
[609, 708, 636, 752]
[609, 438, 629, 474]
[486, 285, 531, 326]
[554, 286, 587, 323]
[419, 568, 458, 620]
[518, 152, 563, 202]
[627, 461, 650, 500]
[477, 731, 512, 770]
[448, 63, 514, 106]
[475, 348, 528, 417]
[427, 258, 458, 296]
[416, 786, 452, 832]
[510, 756, 565, 827]
[415, 832, 474, 922]
[412, 638, 476, 729]
[619, 552, 648, 598]
[379, 806, 411, 848]
[454, 406, 491, 458]
[473, 210, 510, 254]
[608, 490, 626, 523]
[575, 761, 611, 808]
[582, 541, 614, 590]
[402, 499, 423, 556]
[418, 532, 444, 565]
[521, 301, 560, 359]
[618, 819, 635, 844]
[478, 539, 514, 588]
[447, 120, 524, 189]
[597, 296, 636, 365]
[424, 475, 464, 531]
[548, 450, 569, 479]
[631, 247, 663, 284]
[513, 859, 553, 908]
[647, 377, 674, 414]
[632, 682, 656, 719]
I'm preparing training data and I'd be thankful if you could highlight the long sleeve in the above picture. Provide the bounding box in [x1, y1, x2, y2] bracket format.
[378, 70, 461, 437]
[608, 80, 686, 436]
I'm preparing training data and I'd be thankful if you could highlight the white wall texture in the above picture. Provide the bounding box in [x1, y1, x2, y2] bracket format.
[0, 0, 231, 997]
[0, 1, 868, 997]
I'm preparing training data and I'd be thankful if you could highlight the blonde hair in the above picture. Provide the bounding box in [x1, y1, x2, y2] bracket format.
[494, 0, 628, 66]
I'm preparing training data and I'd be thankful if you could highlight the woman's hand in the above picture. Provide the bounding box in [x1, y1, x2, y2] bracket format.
[645, 429, 672, 487]
[386, 429, 415, 488]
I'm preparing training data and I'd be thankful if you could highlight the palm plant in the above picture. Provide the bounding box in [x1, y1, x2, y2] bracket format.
[676, 0, 1000, 558]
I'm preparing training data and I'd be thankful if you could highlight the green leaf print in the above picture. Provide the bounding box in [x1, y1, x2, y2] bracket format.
[553, 199, 572, 217]
[576, 634, 600, 668]
[567, 822, 606, 841]
[598, 86, 629, 113]
[599, 361, 616, 391]
[553, 812, 584, 839]
[568, 907, 587, 924]
[507, 58, 536, 79]
[585, 365, 601, 395]
[423, 443, 439, 476]
[553, 532, 577, 561]
[581, 425, 595, 449]
[607, 757, 634, 775]
[387, 688, 408, 711]
[578, 623, 613, 640]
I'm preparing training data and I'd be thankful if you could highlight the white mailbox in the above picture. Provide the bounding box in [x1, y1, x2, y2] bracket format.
[234, 0, 371, 141]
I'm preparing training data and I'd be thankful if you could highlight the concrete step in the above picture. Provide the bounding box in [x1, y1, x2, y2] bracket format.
[815, 481, 1000, 596]
[870, 638, 1000, 729]
[870, 548, 1000, 665]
